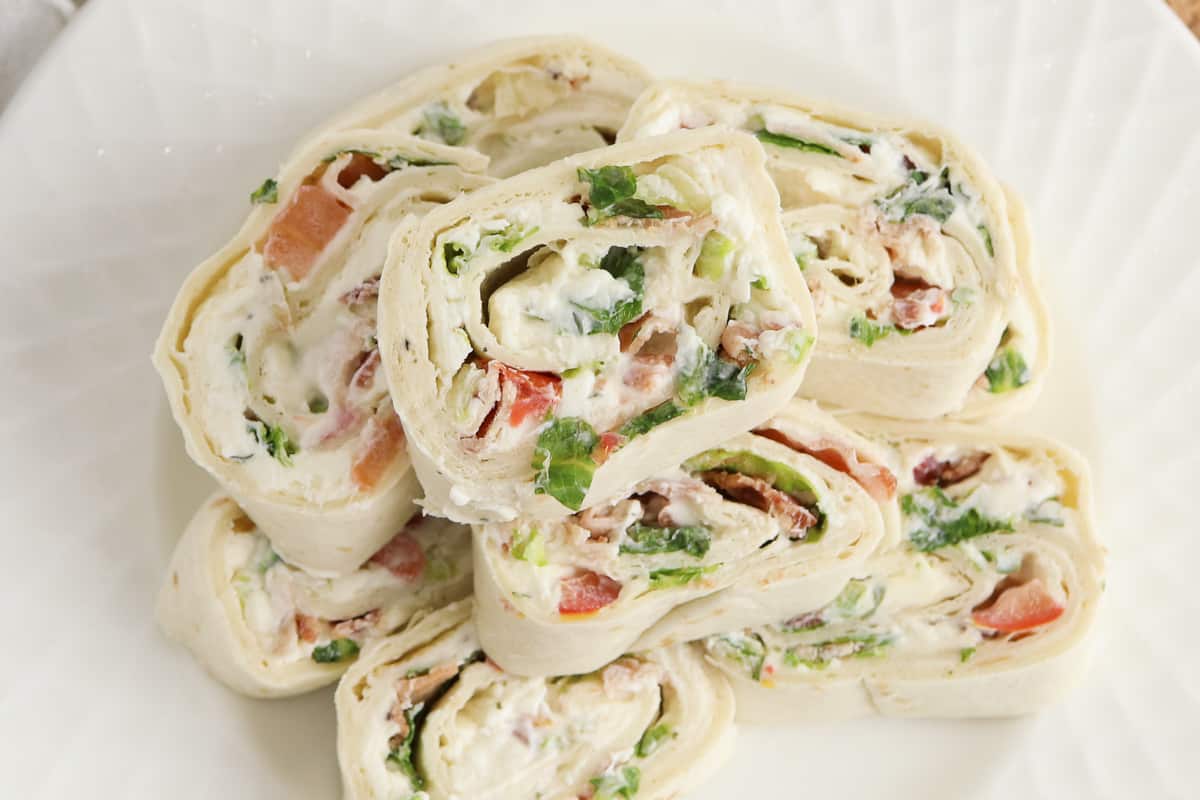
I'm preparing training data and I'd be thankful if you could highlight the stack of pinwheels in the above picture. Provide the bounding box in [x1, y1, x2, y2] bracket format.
[154, 37, 1105, 800]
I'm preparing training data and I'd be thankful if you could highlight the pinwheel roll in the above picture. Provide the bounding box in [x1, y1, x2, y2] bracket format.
[335, 601, 734, 800]
[474, 408, 891, 677]
[620, 81, 1049, 420]
[632, 399, 904, 649]
[154, 131, 491, 575]
[379, 128, 817, 524]
[317, 36, 650, 177]
[156, 494, 471, 698]
[700, 423, 1103, 721]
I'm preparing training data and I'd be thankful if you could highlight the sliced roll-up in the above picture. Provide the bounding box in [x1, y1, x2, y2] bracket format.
[620, 81, 1049, 420]
[156, 494, 472, 698]
[315, 36, 650, 177]
[154, 131, 491, 575]
[335, 600, 734, 800]
[473, 403, 893, 677]
[379, 128, 818, 524]
[699, 423, 1104, 721]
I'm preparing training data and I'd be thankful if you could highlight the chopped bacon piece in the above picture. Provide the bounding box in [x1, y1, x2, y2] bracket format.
[698, 470, 818, 538]
[351, 410, 406, 491]
[336, 153, 388, 189]
[340, 276, 380, 306]
[351, 349, 381, 389]
[755, 428, 897, 502]
[331, 609, 381, 639]
[782, 610, 825, 631]
[913, 451, 990, 488]
[558, 569, 621, 616]
[260, 184, 352, 281]
[972, 578, 1064, 633]
[720, 321, 761, 366]
[636, 492, 670, 526]
[295, 613, 321, 643]
[393, 662, 459, 713]
[890, 277, 948, 330]
[618, 314, 653, 352]
[369, 530, 426, 581]
[230, 513, 257, 533]
[474, 362, 562, 438]
[657, 205, 692, 220]
[618, 314, 677, 356]
[575, 500, 633, 542]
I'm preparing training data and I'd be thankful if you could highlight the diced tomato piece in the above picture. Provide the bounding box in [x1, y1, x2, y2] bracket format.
[756, 428, 897, 502]
[351, 411, 405, 491]
[497, 364, 561, 427]
[594, 432, 623, 465]
[336, 153, 388, 189]
[260, 184, 352, 281]
[369, 531, 425, 581]
[972, 578, 1064, 633]
[558, 570, 621, 616]
[295, 613, 321, 643]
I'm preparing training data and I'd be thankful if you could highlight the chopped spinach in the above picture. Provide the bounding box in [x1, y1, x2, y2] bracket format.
[249, 178, 278, 204]
[617, 401, 685, 440]
[443, 241, 470, 275]
[635, 724, 674, 758]
[577, 165, 664, 225]
[531, 417, 599, 511]
[782, 633, 892, 668]
[978, 224, 995, 257]
[792, 234, 819, 270]
[311, 638, 359, 664]
[879, 167, 957, 223]
[484, 223, 539, 254]
[255, 547, 281, 573]
[960, 647, 976, 663]
[590, 766, 641, 800]
[384, 703, 425, 789]
[420, 103, 466, 146]
[573, 246, 645, 334]
[754, 129, 843, 157]
[848, 316, 894, 347]
[387, 154, 452, 169]
[510, 528, 548, 566]
[248, 421, 298, 467]
[647, 564, 719, 590]
[984, 347, 1030, 393]
[693, 231, 734, 280]
[710, 633, 767, 680]
[901, 487, 1014, 551]
[904, 195, 955, 223]
[620, 523, 712, 559]
[784, 329, 815, 363]
[676, 342, 754, 407]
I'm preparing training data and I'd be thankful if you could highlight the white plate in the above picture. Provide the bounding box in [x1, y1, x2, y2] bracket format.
[2, 0, 1198, 797]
